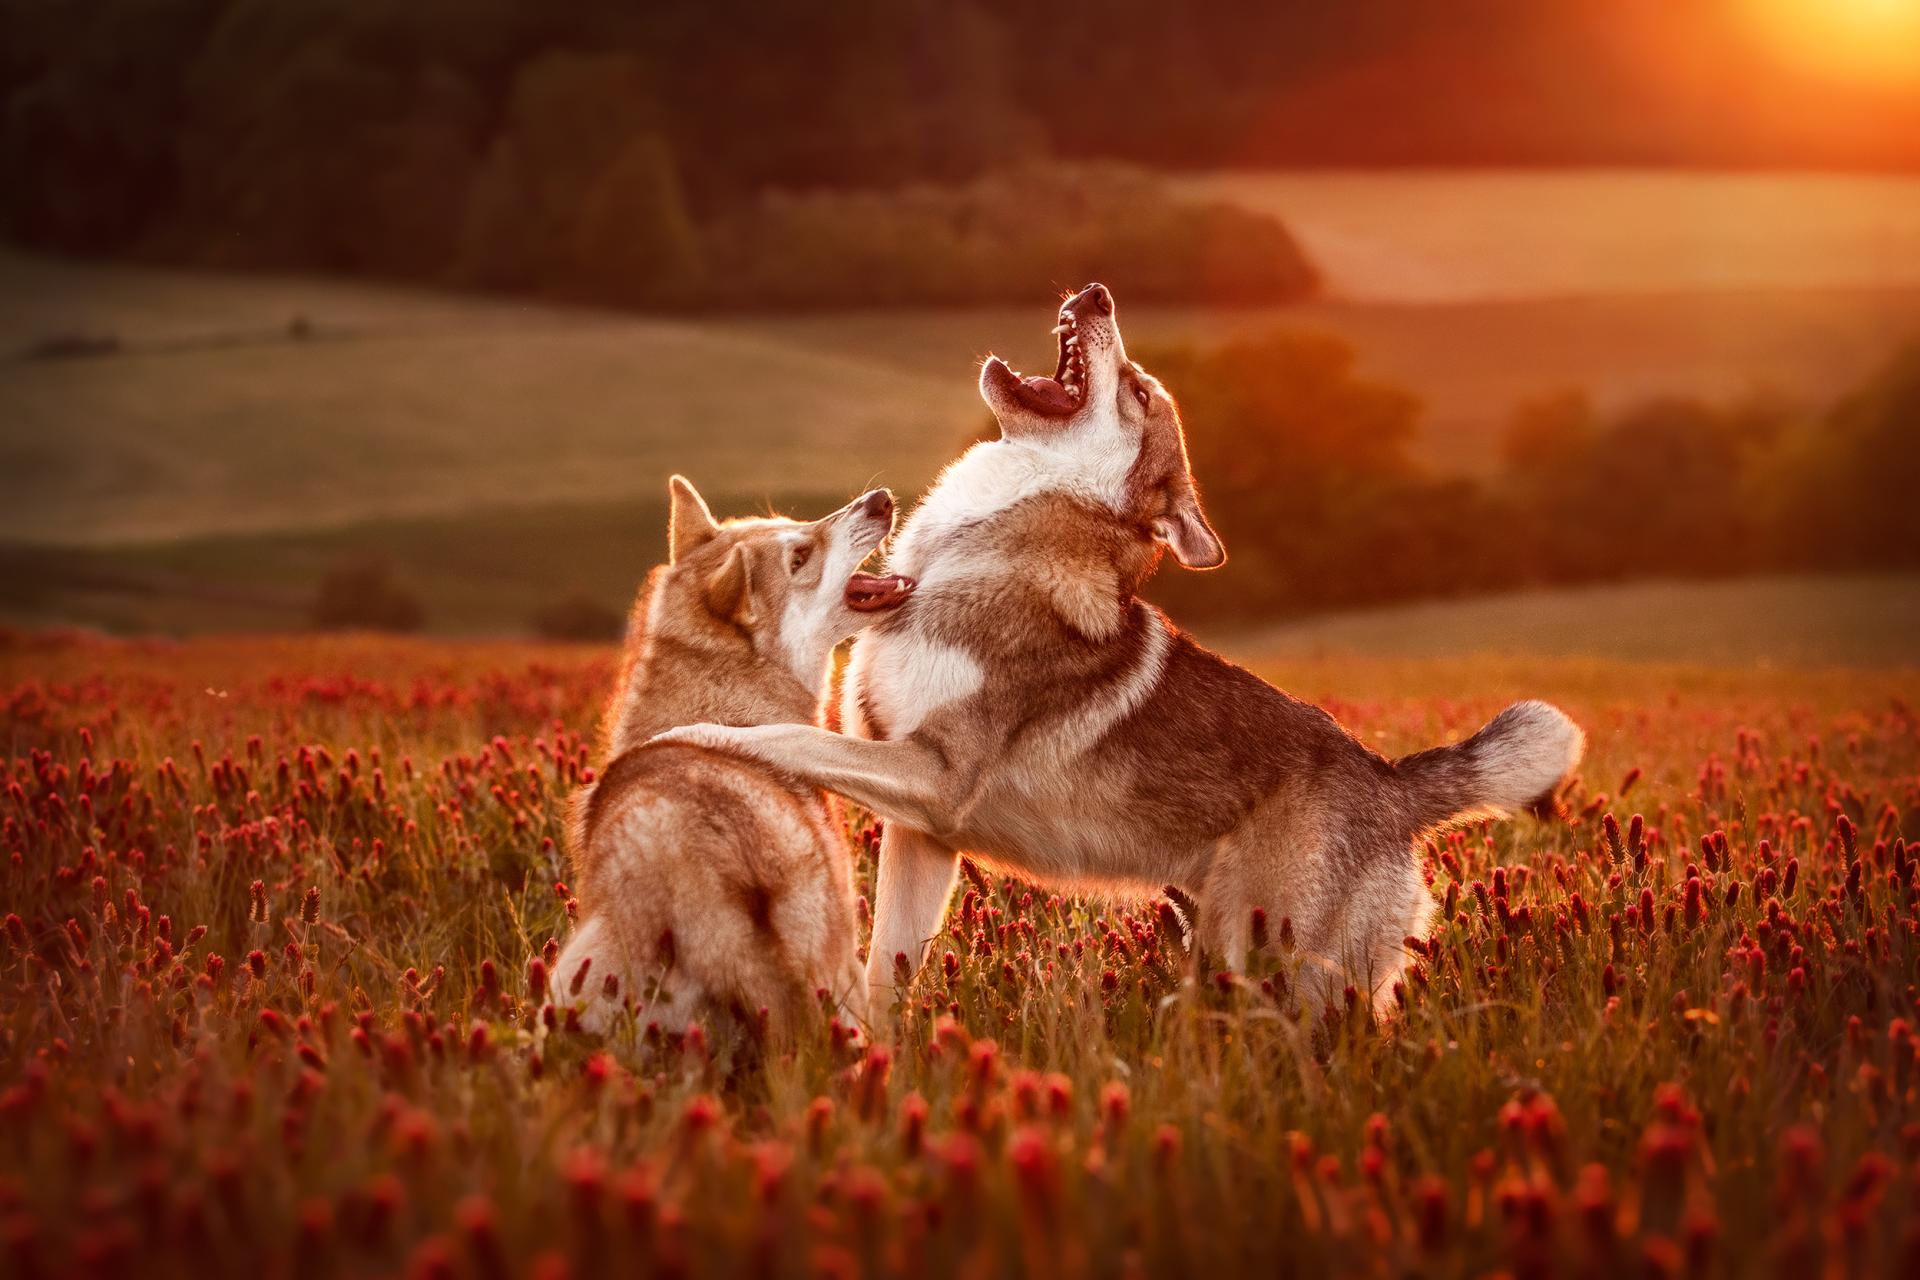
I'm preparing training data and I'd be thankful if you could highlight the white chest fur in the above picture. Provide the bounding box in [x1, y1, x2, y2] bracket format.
[846, 631, 984, 739]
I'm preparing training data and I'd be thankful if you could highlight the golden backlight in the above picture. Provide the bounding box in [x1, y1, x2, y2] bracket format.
[1744, 0, 1920, 88]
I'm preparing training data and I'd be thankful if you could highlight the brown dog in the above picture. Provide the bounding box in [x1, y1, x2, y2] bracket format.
[553, 477, 913, 1037]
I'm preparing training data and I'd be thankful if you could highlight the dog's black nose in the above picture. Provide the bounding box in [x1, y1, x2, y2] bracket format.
[1067, 283, 1113, 316]
[859, 489, 893, 522]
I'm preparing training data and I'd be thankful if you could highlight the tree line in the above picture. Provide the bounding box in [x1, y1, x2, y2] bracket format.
[1, 0, 1321, 308]
[7, 1, 1916, 310]
[1147, 335, 1920, 624]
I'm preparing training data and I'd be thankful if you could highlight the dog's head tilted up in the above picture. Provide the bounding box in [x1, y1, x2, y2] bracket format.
[659, 477, 914, 697]
[977, 283, 1225, 573]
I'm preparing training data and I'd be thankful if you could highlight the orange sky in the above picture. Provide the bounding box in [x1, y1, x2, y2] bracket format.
[1737, 0, 1920, 89]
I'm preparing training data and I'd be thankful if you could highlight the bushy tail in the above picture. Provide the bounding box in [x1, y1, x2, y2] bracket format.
[1395, 700, 1585, 834]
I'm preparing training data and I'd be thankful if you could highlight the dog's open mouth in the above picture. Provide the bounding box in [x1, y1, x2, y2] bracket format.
[991, 305, 1087, 418]
[845, 572, 916, 612]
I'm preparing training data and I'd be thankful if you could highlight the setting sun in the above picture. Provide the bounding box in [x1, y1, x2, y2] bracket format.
[1744, 0, 1920, 87]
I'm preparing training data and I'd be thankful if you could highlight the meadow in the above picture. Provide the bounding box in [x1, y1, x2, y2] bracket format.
[3, 628, 1917, 1277]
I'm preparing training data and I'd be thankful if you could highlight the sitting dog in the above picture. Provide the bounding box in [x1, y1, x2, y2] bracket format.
[552, 477, 914, 1036]
[656, 285, 1583, 1015]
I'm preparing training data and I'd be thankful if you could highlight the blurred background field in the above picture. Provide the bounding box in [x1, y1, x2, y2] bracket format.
[2, 1, 1917, 657]
[5, 184, 1919, 653]
[1235, 573, 1920, 668]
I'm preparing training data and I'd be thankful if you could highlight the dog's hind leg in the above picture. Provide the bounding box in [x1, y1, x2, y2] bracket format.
[1192, 837, 1255, 978]
[1347, 851, 1437, 1018]
[1199, 807, 1345, 1009]
[864, 823, 959, 1016]
[551, 916, 628, 1035]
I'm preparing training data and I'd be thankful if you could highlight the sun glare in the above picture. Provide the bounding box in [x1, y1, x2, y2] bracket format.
[1744, 0, 1920, 88]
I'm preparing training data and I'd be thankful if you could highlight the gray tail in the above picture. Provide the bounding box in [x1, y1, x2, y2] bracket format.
[1394, 700, 1585, 834]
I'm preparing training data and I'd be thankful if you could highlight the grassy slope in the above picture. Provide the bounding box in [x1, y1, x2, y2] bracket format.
[0, 254, 961, 545]
[0, 489, 847, 635]
[7, 249, 1920, 547]
[1181, 169, 1920, 302]
[1227, 573, 1920, 670]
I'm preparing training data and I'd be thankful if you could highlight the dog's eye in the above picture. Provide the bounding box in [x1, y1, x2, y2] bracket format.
[789, 544, 812, 573]
[1132, 384, 1151, 410]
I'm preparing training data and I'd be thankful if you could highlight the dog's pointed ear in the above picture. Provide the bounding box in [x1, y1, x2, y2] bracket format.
[1152, 486, 1226, 570]
[668, 475, 719, 564]
[705, 544, 755, 629]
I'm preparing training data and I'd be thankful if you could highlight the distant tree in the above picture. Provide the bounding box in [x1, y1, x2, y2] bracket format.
[705, 164, 1314, 308]
[357, 68, 486, 277]
[1803, 346, 1920, 567]
[310, 559, 424, 633]
[1500, 389, 1593, 477]
[8, 0, 1920, 282]
[1500, 391, 1784, 580]
[571, 134, 704, 305]
[458, 50, 663, 290]
[457, 138, 542, 288]
[1141, 330, 1476, 620]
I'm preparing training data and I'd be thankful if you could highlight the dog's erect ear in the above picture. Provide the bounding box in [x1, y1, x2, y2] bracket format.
[668, 475, 719, 564]
[705, 544, 755, 629]
[1152, 487, 1226, 570]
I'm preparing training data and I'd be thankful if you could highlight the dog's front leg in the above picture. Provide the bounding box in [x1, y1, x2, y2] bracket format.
[648, 723, 978, 836]
[865, 823, 958, 1014]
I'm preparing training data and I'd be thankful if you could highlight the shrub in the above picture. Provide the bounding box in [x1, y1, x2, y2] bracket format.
[309, 558, 424, 632]
[1146, 334, 1920, 626]
[529, 593, 625, 643]
[21, 331, 121, 360]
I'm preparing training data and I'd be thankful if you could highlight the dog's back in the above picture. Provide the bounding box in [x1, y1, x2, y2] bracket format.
[557, 743, 860, 1037]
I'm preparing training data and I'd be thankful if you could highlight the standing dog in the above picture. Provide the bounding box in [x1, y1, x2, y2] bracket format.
[656, 285, 1583, 1014]
[554, 477, 914, 1036]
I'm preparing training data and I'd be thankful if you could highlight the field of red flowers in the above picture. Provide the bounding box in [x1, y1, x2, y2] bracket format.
[3, 629, 1918, 1279]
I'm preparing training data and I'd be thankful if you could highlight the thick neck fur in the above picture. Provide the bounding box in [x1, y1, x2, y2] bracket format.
[890, 433, 1134, 578]
[603, 569, 819, 759]
[890, 438, 1163, 642]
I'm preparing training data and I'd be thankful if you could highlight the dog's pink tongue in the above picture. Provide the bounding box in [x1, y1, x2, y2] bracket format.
[845, 572, 916, 612]
[1019, 375, 1076, 414]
